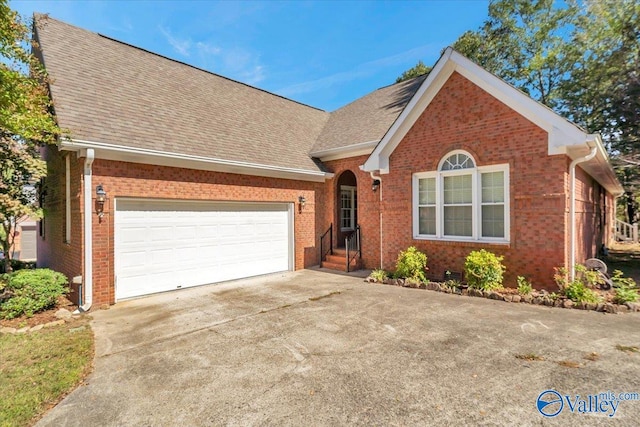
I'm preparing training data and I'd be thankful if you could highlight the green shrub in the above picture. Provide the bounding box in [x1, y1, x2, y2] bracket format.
[517, 276, 532, 295]
[614, 286, 639, 304]
[0, 269, 68, 319]
[394, 246, 427, 281]
[611, 270, 636, 288]
[564, 280, 601, 303]
[464, 249, 505, 291]
[370, 269, 388, 282]
[555, 266, 601, 303]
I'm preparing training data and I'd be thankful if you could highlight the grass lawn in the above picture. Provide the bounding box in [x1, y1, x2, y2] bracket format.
[0, 318, 94, 427]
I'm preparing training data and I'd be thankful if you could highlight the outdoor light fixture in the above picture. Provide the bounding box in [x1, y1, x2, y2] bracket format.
[372, 179, 381, 192]
[298, 195, 307, 208]
[96, 185, 107, 218]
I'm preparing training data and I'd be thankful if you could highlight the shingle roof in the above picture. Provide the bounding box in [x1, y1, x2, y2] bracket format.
[34, 15, 427, 170]
[34, 15, 330, 173]
[311, 75, 428, 154]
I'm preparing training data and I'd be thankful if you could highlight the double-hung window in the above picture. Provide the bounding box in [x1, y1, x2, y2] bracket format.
[413, 151, 509, 242]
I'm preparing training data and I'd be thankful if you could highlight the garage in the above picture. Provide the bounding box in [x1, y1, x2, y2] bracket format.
[114, 199, 293, 300]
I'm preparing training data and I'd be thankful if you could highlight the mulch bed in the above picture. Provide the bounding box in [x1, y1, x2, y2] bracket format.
[0, 296, 78, 328]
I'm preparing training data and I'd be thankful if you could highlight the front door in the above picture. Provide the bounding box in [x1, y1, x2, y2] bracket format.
[339, 185, 357, 245]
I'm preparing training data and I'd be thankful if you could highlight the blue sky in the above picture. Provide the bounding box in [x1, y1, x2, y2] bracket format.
[11, 0, 490, 111]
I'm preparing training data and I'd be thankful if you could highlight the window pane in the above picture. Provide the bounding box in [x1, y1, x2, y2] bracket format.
[444, 174, 472, 204]
[441, 153, 475, 171]
[418, 206, 436, 235]
[419, 178, 436, 205]
[444, 206, 472, 236]
[482, 205, 504, 238]
[481, 171, 504, 203]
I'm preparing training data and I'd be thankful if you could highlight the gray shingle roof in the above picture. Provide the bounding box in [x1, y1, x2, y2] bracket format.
[34, 15, 426, 170]
[311, 75, 427, 154]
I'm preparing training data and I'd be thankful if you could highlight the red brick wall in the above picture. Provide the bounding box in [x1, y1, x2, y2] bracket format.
[37, 146, 84, 302]
[320, 155, 381, 269]
[382, 71, 568, 289]
[573, 164, 614, 263]
[90, 159, 324, 305]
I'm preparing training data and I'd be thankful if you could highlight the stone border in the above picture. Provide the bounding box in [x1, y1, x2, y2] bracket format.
[364, 277, 639, 314]
[0, 308, 83, 334]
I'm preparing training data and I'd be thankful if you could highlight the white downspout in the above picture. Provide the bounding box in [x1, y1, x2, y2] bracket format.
[77, 148, 95, 312]
[369, 171, 383, 269]
[569, 145, 597, 280]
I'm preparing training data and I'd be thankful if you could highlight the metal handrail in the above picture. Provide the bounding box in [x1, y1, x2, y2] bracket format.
[345, 225, 361, 272]
[320, 223, 333, 264]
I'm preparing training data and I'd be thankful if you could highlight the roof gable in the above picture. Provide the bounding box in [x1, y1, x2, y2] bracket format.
[364, 47, 596, 172]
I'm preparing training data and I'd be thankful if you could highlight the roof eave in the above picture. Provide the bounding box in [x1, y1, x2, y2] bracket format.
[60, 138, 333, 182]
[310, 140, 379, 162]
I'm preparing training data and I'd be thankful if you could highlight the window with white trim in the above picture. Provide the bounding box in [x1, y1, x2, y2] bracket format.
[340, 185, 357, 231]
[413, 151, 509, 242]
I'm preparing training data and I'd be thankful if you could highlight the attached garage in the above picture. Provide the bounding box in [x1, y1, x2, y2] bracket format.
[114, 199, 293, 300]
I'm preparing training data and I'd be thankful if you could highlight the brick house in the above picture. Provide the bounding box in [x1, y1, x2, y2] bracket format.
[34, 16, 622, 308]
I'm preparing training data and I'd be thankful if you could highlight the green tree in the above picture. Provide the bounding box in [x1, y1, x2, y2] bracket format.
[0, 3, 62, 271]
[396, 60, 432, 83]
[452, 0, 578, 108]
[561, 0, 640, 203]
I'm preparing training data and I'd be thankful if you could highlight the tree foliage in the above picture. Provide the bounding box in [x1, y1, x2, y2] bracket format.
[396, 60, 432, 83]
[0, 2, 62, 271]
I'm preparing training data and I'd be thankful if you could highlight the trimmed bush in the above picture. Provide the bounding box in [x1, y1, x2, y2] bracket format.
[0, 269, 68, 319]
[464, 249, 505, 291]
[394, 246, 428, 281]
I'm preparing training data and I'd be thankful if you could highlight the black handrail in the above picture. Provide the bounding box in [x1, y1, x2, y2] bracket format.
[320, 223, 333, 264]
[345, 225, 361, 272]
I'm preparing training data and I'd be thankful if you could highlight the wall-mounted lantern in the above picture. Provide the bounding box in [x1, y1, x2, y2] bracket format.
[96, 185, 107, 218]
[372, 179, 381, 192]
[298, 195, 307, 209]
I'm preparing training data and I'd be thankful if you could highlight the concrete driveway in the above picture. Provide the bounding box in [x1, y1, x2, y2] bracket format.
[37, 270, 640, 426]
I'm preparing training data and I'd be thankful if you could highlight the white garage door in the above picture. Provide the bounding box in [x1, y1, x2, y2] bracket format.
[115, 199, 292, 300]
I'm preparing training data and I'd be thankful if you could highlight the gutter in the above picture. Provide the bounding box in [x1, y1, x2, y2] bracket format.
[75, 148, 95, 313]
[569, 143, 597, 281]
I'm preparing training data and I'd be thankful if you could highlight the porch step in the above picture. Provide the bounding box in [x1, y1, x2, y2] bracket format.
[321, 252, 362, 272]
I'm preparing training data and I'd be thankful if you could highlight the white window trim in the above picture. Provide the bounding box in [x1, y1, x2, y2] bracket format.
[65, 154, 71, 243]
[412, 157, 510, 244]
[340, 185, 357, 231]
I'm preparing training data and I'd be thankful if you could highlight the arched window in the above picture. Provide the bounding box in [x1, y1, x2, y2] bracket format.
[413, 151, 509, 242]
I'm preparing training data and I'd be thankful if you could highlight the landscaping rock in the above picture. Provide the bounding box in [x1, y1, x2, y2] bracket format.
[533, 297, 544, 305]
[382, 279, 390, 285]
[617, 304, 628, 313]
[553, 299, 564, 308]
[585, 303, 597, 311]
[543, 298, 554, 307]
[0, 326, 17, 334]
[573, 302, 585, 310]
[55, 308, 72, 320]
[16, 327, 29, 334]
[489, 292, 503, 301]
[44, 320, 65, 328]
[511, 295, 521, 303]
[30, 324, 44, 332]
[503, 295, 513, 302]
[563, 300, 574, 309]
[461, 289, 468, 296]
[604, 303, 618, 314]
[522, 294, 533, 304]
[625, 302, 639, 312]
